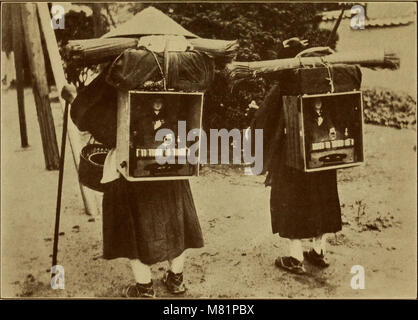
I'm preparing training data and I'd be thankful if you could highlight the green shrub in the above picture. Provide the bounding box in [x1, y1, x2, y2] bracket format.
[363, 89, 416, 129]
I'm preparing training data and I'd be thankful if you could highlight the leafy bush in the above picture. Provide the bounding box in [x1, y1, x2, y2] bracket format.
[363, 89, 416, 129]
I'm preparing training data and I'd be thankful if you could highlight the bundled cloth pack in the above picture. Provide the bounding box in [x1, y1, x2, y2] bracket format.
[71, 70, 118, 147]
[278, 64, 362, 95]
[71, 48, 215, 147]
[106, 49, 215, 91]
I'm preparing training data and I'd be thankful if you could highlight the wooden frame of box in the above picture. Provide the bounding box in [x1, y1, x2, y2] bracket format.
[116, 90, 204, 181]
[283, 90, 364, 172]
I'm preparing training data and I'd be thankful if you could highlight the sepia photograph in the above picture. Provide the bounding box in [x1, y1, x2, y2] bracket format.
[0, 1, 416, 302]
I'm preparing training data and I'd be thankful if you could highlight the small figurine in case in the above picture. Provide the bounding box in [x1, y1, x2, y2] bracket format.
[305, 97, 338, 146]
[130, 96, 186, 176]
[131, 96, 176, 149]
[304, 96, 357, 169]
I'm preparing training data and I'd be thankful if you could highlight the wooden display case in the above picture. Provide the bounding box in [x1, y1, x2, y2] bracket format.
[283, 91, 364, 172]
[116, 90, 204, 181]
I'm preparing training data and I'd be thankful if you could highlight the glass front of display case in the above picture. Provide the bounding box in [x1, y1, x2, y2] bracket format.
[301, 91, 364, 170]
[128, 91, 203, 178]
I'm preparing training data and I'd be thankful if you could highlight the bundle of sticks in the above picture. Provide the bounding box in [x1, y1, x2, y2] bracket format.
[226, 48, 400, 82]
[65, 37, 239, 66]
[66, 38, 139, 65]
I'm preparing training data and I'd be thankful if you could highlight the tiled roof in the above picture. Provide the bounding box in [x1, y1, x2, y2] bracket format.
[321, 3, 416, 27]
[321, 10, 353, 21]
[367, 16, 415, 27]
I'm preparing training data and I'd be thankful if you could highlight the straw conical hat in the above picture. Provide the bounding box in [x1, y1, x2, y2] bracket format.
[102, 6, 198, 38]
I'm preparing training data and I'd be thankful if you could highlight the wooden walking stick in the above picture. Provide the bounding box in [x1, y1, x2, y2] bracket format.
[51, 85, 77, 276]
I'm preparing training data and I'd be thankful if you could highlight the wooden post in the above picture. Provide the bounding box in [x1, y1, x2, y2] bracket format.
[92, 3, 105, 38]
[20, 3, 60, 170]
[11, 4, 29, 148]
[37, 3, 101, 216]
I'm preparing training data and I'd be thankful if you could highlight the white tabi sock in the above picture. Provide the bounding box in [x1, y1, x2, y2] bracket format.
[289, 239, 303, 262]
[168, 252, 185, 274]
[313, 234, 327, 255]
[130, 259, 152, 284]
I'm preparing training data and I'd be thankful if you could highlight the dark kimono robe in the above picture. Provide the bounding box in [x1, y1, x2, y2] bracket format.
[253, 85, 342, 239]
[102, 178, 204, 264]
